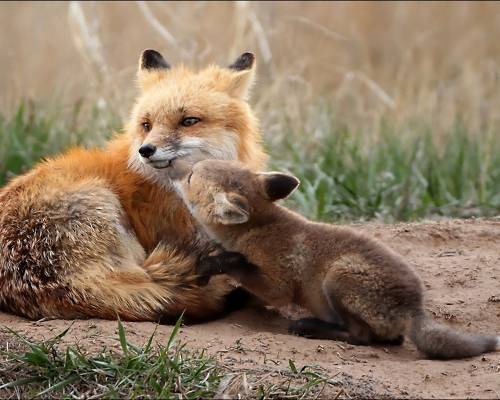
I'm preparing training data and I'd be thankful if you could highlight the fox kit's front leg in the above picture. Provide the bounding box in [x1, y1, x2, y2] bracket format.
[196, 251, 292, 305]
[197, 252, 260, 285]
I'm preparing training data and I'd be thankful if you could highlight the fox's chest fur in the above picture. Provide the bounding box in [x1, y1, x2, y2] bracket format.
[120, 181, 197, 252]
[41, 135, 201, 253]
[107, 165, 202, 253]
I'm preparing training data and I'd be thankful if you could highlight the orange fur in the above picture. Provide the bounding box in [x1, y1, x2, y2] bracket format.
[0, 50, 266, 322]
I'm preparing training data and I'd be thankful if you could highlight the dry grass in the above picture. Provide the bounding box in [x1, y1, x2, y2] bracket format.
[2, 1, 500, 137]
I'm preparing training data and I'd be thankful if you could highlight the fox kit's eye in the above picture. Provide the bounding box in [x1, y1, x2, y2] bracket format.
[141, 121, 152, 132]
[181, 117, 200, 127]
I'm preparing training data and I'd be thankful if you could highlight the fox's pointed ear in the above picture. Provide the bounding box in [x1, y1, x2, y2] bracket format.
[225, 52, 256, 100]
[137, 49, 170, 90]
[213, 192, 250, 225]
[258, 172, 300, 201]
[140, 49, 170, 70]
[228, 52, 255, 71]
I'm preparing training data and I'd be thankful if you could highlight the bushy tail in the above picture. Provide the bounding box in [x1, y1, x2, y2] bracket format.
[410, 314, 499, 359]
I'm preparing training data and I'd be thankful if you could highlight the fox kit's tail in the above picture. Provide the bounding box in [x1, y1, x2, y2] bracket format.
[409, 314, 499, 359]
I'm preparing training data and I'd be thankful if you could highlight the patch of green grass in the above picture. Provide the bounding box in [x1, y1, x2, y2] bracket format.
[0, 320, 340, 399]
[254, 359, 340, 399]
[1, 100, 498, 221]
[0, 101, 119, 186]
[270, 107, 500, 222]
[0, 318, 222, 399]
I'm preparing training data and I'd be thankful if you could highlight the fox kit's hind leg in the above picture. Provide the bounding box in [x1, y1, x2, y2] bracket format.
[288, 318, 349, 339]
[289, 257, 409, 346]
[288, 313, 376, 345]
[318, 261, 411, 346]
[288, 308, 404, 345]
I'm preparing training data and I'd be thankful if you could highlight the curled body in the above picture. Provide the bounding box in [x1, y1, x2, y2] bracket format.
[170, 159, 500, 359]
[0, 50, 266, 322]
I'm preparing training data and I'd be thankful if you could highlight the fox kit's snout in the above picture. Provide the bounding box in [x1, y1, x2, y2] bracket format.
[174, 159, 500, 360]
[168, 159, 192, 181]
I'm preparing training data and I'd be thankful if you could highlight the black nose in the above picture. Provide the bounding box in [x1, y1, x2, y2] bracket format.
[138, 143, 157, 158]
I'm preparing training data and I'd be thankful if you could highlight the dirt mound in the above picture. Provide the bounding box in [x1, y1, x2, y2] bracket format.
[1, 219, 499, 398]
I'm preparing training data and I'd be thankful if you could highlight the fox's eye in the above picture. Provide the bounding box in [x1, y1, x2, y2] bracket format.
[141, 122, 152, 132]
[181, 117, 200, 127]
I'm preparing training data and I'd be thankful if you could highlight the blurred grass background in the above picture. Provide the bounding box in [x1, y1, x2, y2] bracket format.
[0, 1, 499, 222]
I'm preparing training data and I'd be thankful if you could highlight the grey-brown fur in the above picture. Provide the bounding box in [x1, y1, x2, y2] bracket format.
[171, 159, 500, 359]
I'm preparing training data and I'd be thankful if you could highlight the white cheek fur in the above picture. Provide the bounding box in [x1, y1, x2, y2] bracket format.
[180, 131, 239, 162]
[127, 130, 240, 188]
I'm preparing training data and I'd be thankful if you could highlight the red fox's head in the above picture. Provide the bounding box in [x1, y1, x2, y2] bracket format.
[128, 49, 266, 186]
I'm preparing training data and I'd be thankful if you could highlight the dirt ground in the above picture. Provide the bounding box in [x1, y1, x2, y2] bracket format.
[1, 219, 499, 398]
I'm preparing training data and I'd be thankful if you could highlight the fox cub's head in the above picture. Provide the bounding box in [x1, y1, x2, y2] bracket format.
[128, 49, 266, 184]
[169, 159, 299, 226]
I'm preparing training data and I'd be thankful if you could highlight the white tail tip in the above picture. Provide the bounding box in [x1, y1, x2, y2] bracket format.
[497, 336, 500, 351]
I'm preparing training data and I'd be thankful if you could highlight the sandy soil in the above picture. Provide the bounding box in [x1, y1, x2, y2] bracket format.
[1, 219, 499, 398]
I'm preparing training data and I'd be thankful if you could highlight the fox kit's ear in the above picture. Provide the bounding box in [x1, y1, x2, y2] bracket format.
[213, 192, 250, 225]
[225, 52, 256, 100]
[258, 172, 300, 201]
[137, 49, 170, 90]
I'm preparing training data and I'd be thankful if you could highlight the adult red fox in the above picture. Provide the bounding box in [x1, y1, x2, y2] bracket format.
[0, 50, 266, 322]
[169, 159, 500, 359]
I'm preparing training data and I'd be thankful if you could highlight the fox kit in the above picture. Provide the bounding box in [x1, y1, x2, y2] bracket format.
[169, 159, 500, 359]
[0, 50, 266, 322]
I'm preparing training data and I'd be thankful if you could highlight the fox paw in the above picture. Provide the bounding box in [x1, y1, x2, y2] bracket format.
[196, 257, 222, 286]
[196, 252, 248, 286]
[288, 317, 345, 339]
[288, 318, 321, 338]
